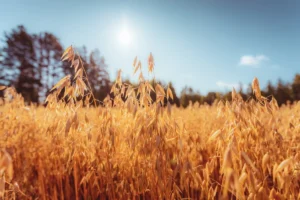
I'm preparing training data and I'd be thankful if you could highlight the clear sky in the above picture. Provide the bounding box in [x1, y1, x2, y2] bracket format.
[1, 0, 299, 94]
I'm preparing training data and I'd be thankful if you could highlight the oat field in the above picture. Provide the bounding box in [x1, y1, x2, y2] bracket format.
[0, 47, 300, 200]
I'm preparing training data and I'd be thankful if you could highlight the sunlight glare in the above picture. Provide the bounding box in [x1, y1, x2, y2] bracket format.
[119, 29, 131, 45]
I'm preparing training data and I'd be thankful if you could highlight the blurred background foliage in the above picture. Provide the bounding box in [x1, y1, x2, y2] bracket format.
[0, 25, 299, 107]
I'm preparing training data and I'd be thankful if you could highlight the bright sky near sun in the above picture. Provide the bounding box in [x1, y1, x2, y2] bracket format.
[0, 0, 300, 94]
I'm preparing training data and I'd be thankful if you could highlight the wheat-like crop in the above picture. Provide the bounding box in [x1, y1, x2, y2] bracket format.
[0, 47, 299, 199]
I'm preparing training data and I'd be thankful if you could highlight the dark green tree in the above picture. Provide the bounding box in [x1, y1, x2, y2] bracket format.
[35, 32, 64, 100]
[275, 79, 293, 106]
[180, 86, 203, 107]
[261, 81, 276, 101]
[204, 92, 220, 105]
[0, 26, 40, 102]
[292, 74, 300, 101]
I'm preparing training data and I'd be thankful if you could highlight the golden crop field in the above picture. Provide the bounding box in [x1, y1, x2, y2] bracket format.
[0, 47, 300, 200]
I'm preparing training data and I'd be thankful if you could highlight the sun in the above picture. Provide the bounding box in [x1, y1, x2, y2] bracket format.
[119, 29, 131, 45]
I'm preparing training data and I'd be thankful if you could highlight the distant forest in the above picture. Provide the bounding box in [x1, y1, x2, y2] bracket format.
[0, 25, 299, 107]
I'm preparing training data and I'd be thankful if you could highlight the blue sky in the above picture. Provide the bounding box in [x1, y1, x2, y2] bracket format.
[1, 0, 300, 94]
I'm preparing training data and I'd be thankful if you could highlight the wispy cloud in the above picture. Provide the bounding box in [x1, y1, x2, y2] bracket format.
[239, 55, 269, 67]
[216, 81, 248, 91]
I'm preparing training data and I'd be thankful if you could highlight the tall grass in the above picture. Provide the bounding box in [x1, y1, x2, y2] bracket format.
[0, 47, 299, 199]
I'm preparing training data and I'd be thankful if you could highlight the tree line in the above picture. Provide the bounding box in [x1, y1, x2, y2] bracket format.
[179, 76, 300, 107]
[0, 25, 299, 106]
[0, 25, 110, 103]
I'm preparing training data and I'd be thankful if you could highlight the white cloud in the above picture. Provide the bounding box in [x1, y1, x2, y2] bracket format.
[216, 81, 248, 91]
[239, 55, 269, 67]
